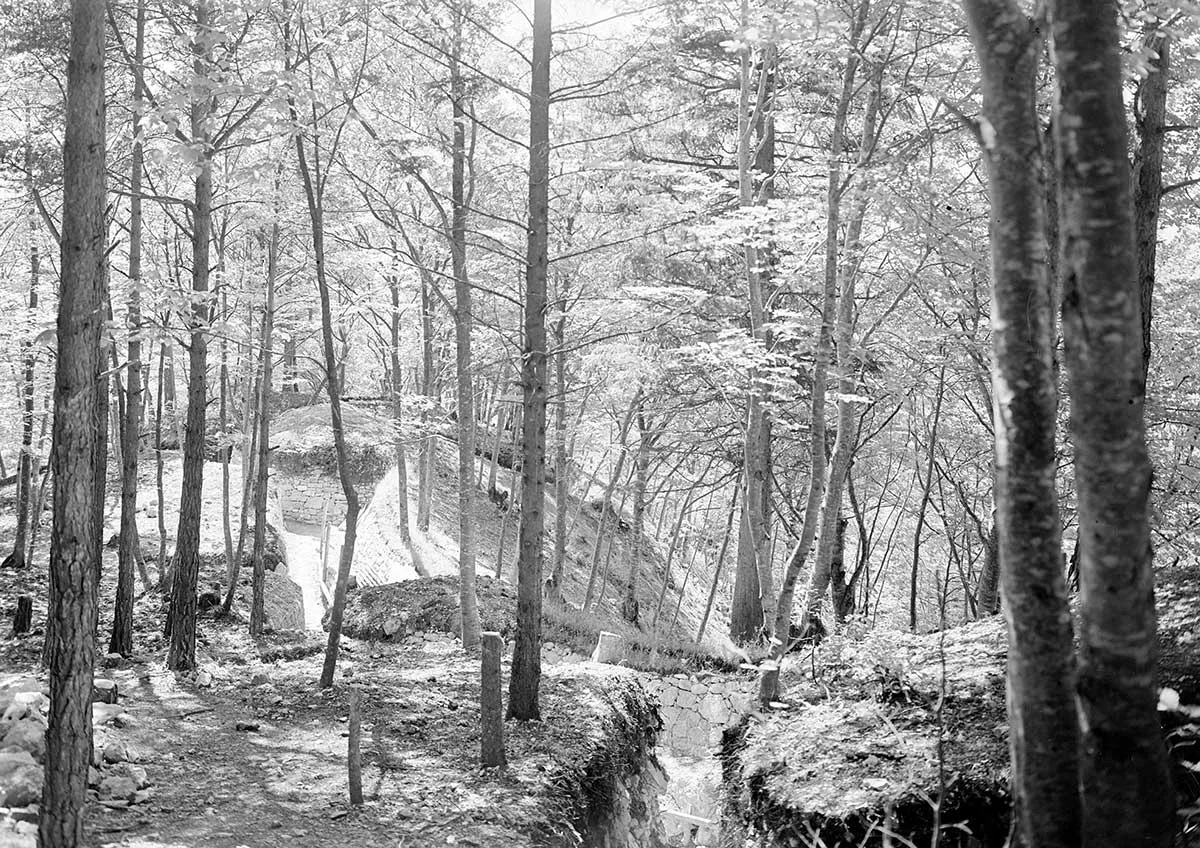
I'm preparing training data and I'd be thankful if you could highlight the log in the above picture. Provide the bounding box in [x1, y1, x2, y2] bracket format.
[480, 631, 506, 768]
[590, 631, 624, 664]
[10, 595, 32, 636]
[348, 685, 363, 805]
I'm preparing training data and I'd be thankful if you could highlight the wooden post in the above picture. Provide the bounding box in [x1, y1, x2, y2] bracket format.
[480, 631, 506, 768]
[758, 662, 780, 708]
[11, 595, 32, 636]
[348, 685, 363, 804]
[590, 631, 624, 664]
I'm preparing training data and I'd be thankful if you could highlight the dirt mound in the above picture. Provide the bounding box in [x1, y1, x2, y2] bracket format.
[334, 576, 518, 640]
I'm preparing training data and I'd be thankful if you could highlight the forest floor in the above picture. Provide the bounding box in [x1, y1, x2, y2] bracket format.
[0, 555, 656, 848]
[0, 440, 736, 848]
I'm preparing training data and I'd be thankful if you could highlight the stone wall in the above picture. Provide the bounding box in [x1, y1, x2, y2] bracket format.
[646, 672, 754, 754]
[274, 469, 350, 526]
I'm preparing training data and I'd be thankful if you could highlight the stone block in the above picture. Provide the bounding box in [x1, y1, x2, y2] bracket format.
[1, 719, 45, 761]
[0, 750, 41, 806]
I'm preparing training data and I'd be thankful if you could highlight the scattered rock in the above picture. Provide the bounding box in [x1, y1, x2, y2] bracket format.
[0, 751, 42, 807]
[101, 653, 126, 669]
[102, 741, 129, 764]
[1, 720, 45, 762]
[92, 703, 124, 726]
[91, 680, 118, 704]
[195, 670, 213, 688]
[108, 762, 149, 790]
[98, 775, 138, 802]
[250, 673, 271, 686]
[235, 721, 260, 732]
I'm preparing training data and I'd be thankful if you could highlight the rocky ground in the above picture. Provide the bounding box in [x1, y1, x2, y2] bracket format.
[0, 608, 664, 848]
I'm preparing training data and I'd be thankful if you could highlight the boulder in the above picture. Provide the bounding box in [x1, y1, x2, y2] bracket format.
[98, 774, 137, 802]
[0, 751, 42, 807]
[107, 762, 149, 789]
[1, 720, 44, 762]
[102, 741, 130, 764]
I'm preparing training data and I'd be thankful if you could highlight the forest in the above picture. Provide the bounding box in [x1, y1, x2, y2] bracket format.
[0, 0, 1198, 845]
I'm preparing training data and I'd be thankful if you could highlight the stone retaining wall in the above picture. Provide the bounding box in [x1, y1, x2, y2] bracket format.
[275, 470, 350, 526]
[646, 672, 754, 754]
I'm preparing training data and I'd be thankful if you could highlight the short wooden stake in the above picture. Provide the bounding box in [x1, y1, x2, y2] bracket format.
[348, 685, 363, 805]
[481, 631, 506, 768]
[11, 595, 32, 636]
[758, 663, 780, 708]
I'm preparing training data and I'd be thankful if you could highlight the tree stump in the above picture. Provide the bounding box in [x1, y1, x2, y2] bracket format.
[348, 685, 363, 805]
[590, 631, 624, 664]
[10, 596, 32, 636]
[91, 679, 118, 704]
[480, 632, 506, 768]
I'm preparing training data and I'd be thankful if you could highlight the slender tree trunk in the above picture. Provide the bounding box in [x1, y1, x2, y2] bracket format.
[167, 0, 214, 671]
[417, 275, 435, 531]
[449, 12, 480, 651]
[508, 0, 551, 721]
[1052, 0, 1176, 841]
[908, 366, 945, 632]
[40, 0, 105, 840]
[786, 70, 881, 647]
[110, 0, 146, 655]
[547, 305, 569, 602]
[622, 405, 650, 624]
[773, 4, 867, 638]
[4, 132, 42, 573]
[243, 222, 278, 631]
[975, 516, 999, 617]
[582, 394, 640, 611]
[652, 463, 711, 627]
[219, 285, 235, 587]
[388, 273, 412, 547]
[155, 342, 168, 580]
[1134, 28, 1168, 394]
[697, 488, 740, 644]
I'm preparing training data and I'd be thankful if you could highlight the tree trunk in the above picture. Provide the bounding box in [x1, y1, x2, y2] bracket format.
[246, 222, 278, 632]
[1052, 0, 1176, 841]
[965, 2, 1082, 842]
[787, 68, 881, 646]
[110, 0, 145, 656]
[287, 33, 363, 687]
[388, 273, 412, 548]
[975, 516, 999, 617]
[622, 409, 651, 625]
[40, 0, 105, 840]
[449, 11, 480, 651]
[167, 0, 214, 672]
[773, 3, 867, 640]
[908, 366, 945, 633]
[582, 393, 640, 611]
[1134, 28, 1168, 393]
[508, 0, 550, 721]
[697, 487, 740, 644]
[417, 274, 436, 531]
[155, 341, 168, 581]
[547, 306, 569, 602]
[4, 130, 42, 573]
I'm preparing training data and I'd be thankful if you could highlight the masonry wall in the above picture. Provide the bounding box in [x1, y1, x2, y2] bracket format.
[274, 469, 348, 526]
